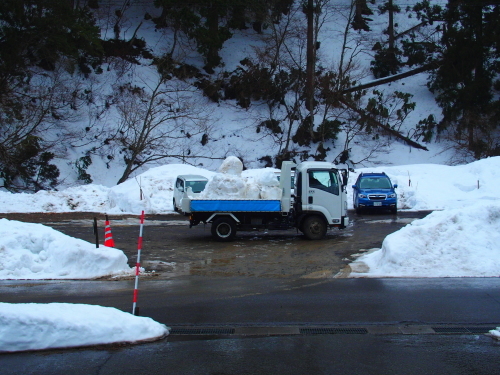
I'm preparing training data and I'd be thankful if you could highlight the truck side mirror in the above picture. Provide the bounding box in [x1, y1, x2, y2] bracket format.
[394, 184, 398, 188]
[352, 185, 356, 189]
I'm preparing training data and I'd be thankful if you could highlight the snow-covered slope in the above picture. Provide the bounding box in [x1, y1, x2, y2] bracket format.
[46, 0, 453, 189]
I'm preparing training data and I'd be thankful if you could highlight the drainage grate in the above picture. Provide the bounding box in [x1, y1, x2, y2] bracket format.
[300, 327, 368, 335]
[432, 326, 496, 334]
[169, 327, 235, 335]
[432, 327, 470, 334]
[466, 326, 496, 334]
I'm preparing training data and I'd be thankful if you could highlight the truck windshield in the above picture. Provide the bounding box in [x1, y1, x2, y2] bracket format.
[359, 177, 392, 189]
[186, 181, 207, 193]
[308, 170, 339, 195]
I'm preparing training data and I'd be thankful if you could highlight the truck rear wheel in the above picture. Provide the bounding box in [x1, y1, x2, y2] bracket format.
[302, 215, 327, 240]
[211, 217, 237, 241]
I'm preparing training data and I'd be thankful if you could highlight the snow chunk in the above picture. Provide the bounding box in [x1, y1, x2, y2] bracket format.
[218, 156, 243, 175]
[201, 174, 247, 199]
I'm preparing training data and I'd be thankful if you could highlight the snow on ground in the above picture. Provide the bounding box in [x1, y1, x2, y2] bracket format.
[0, 303, 168, 352]
[0, 156, 499, 279]
[0, 164, 214, 214]
[1, 156, 500, 350]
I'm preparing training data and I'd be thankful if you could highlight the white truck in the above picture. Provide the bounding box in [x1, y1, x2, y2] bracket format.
[179, 161, 349, 241]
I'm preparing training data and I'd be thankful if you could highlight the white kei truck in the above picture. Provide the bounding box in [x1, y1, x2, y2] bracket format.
[179, 161, 349, 241]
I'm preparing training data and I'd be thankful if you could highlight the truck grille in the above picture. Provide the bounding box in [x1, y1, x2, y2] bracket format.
[368, 194, 386, 200]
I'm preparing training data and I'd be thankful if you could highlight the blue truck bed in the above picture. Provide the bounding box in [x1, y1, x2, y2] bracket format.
[190, 199, 282, 212]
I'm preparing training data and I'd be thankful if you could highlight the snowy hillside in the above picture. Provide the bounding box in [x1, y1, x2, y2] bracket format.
[11, 0, 456, 190]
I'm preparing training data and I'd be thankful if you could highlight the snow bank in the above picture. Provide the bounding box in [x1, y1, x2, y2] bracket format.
[0, 303, 168, 352]
[0, 219, 133, 279]
[349, 201, 500, 277]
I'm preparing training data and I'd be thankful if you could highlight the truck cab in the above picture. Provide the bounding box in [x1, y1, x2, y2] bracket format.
[173, 174, 208, 212]
[293, 162, 349, 239]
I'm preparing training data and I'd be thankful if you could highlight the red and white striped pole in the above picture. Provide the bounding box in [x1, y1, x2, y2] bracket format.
[132, 210, 145, 315]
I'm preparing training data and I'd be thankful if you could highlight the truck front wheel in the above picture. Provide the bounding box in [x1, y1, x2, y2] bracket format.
[302, 216, 327, 240]
[211, 217, 237, 241]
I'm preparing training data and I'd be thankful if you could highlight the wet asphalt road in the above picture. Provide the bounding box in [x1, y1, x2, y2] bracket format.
[2, 210, 431, 278]
[2, 210, 500, 374]
[2, 276, 500, 375]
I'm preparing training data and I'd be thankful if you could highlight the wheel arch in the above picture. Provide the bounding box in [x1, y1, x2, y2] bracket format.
[297, 211, 328, 230]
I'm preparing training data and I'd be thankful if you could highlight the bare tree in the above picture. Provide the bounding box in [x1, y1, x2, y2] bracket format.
[112, 73, 214, 184]
[249, 1, 336, 163]
[0, 68, 88, 191]
[248, 4, 307, 160]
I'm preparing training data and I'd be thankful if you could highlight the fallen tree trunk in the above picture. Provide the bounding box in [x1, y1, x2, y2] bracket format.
[342, 62, 440, 94]
[339, 97, 429, 151]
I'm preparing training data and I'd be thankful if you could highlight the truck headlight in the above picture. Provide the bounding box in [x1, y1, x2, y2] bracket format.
[359, 194, 367, 198]
[388, 193, 396, 198]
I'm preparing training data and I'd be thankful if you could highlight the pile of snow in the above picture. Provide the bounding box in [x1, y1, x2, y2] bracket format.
[200, 156, 282, 199]
[0, 219, 134, 280]
[0, 303, 168, 352]
[349, 201, 500, 277]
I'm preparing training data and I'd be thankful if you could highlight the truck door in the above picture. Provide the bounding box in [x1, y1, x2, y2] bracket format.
[306, 169, 341, 222]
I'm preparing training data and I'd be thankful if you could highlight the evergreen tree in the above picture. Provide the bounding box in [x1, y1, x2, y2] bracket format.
[0, 0, 103, 191]
[0, 0, 103, 95]
[423, 0, 500, 159]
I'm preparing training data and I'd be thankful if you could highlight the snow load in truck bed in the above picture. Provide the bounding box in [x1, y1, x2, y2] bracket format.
[199, 156, 282, 200]
[189, 199, 282, 212]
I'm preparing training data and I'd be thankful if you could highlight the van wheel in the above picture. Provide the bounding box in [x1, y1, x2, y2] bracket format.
[211, 217, 237, 241]
[302, 216, 327, 240]
[173, 199, 178, 212]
